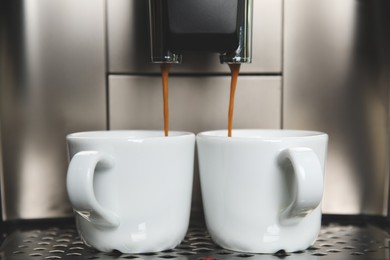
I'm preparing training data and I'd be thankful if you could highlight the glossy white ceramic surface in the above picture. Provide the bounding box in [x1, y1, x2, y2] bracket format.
[197, 129, 328, 253]
[66, 130, 195, 253]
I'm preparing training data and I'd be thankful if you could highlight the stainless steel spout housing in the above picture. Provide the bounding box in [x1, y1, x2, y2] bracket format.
[148, 0, 253, 64]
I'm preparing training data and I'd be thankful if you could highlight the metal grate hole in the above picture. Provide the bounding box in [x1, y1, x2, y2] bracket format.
[327, 249, 342, 253]
[104, 250, 123, 257]
[236, 253, 255, 258]
[121, 256, 140, 259]
[216, 250, 233, 255]
[273, 250, 291, 257]
[351, 252, 365, 255]
[161, 249, 175, 253]
[312, 252, 328, 256]
[158, 255, 177, 259]
[140, 252, 157, 256]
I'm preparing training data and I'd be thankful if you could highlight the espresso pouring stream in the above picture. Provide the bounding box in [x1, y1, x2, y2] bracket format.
[160, 63, 171, 137]
[228, 64, 241, 137]
[160, 63, 240, 137]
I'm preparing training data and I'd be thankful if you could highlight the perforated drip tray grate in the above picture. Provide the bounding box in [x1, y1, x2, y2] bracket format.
[1, 221, 390, 260]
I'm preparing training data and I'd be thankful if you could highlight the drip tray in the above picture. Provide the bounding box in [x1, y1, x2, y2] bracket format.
[1, 221, 390, 260]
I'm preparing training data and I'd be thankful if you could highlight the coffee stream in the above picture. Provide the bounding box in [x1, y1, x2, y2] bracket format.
[228, 64, 241, 137]
[160, 63, 171, 137]
[160, 63, 240, 137]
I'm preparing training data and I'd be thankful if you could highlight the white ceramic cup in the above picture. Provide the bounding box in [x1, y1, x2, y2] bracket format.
[66, 130, 195, 253]
[197, 129, 328, 253]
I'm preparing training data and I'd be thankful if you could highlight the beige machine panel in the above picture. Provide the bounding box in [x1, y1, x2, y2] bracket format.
[107, 0, 282, 74]
[109, 76, 281, 132]
[109, 75, 282, 212]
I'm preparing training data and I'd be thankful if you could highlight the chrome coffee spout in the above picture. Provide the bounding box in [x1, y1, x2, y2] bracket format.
[148, 0, 253, 64]
[219, 0, 253, 64]
[148, 0, 182, 63]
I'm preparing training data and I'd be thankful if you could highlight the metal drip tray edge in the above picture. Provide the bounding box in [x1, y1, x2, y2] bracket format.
[1, 219, 390, 259]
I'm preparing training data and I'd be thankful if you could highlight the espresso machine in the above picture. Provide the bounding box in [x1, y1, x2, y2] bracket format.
[1, 0, 390, 259]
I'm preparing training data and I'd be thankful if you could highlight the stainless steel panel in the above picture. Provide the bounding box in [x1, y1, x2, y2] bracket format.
[0, 0, 107, 220]
[107, 0, 282, 74]
[284, 0, 390, 215]
[109, 75, 282, 212]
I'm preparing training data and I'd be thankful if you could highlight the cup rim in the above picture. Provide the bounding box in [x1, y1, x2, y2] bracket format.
[197, 129, 328, 140]
[67, 130, 194, 140]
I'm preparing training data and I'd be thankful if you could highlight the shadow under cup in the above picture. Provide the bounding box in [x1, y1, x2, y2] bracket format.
[66, 130, 195, 254]
[196, 129, 328, 253]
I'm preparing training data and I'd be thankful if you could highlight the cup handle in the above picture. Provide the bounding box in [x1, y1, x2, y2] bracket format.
[66, 151, 120, 228]
[278, 147, 323, 225]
